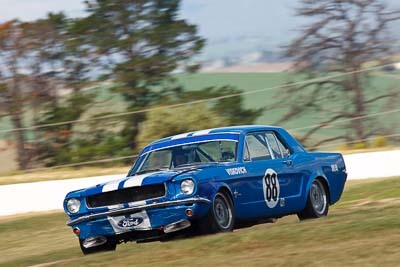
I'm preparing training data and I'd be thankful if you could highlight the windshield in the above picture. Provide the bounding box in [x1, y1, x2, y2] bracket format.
[134, 140, 238, 174]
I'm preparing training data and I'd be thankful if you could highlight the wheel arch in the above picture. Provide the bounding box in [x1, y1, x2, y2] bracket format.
[203, 181, 235, 209]
[194, 181, 236, 233]
[216, 184, 234, 203]
[307, 174, 331, 204]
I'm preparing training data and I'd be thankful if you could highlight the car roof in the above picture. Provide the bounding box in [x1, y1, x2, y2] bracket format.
[148, 125, 283, 146]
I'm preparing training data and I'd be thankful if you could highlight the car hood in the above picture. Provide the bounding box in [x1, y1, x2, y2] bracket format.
[74, 167, 201, 197]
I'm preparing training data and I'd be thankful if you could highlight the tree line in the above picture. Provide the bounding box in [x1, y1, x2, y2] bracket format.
[278, 0, 400, 147]
[0, 0, 261, 170]
[1, 0, 399, 171]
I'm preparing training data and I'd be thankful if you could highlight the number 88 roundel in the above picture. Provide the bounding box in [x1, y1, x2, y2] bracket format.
[262, 168, 280, 208]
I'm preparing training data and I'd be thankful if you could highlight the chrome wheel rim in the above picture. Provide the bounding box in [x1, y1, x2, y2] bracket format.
[310, 180, 327, 215]
[213, 194, 232, 229]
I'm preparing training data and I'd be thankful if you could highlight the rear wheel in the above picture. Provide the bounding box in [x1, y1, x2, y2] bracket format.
[298, 179, 329, 220]
[79, 238, 117, 255]
[197, 191, 235, 233]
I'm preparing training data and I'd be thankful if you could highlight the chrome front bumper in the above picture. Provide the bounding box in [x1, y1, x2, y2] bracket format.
[66, 197, 210, 226]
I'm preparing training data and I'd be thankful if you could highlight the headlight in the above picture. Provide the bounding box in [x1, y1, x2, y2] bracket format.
[66, 198, 81, 214]
[180, 179, 195, 195]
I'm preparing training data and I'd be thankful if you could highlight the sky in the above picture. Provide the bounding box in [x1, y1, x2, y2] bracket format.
[0, 0, 399, 60]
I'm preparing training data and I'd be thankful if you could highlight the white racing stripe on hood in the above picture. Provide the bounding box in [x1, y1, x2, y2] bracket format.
[123, 172, 157, 188]
[102, 180, 120, 192]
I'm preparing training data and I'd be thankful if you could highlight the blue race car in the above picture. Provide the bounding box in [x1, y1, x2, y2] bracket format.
[64, 125, 347, 254]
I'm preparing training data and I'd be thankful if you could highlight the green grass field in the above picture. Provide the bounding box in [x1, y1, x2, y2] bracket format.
[175, 72, 400, 142]
[1, 177, 399, 267]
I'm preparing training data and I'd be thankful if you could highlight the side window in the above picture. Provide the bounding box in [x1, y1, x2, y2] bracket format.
[243, 143, 250, 161]
[265, 132, 283, 159]
[275, 135, 291, 158]
[198, 141, 237, 162]
[245, 134, 272, 161]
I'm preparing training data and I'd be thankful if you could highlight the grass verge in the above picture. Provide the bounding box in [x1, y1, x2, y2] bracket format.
[0, 177, 399, 266]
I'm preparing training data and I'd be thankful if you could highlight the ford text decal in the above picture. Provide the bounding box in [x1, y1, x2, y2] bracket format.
[118, 217, 143, 228]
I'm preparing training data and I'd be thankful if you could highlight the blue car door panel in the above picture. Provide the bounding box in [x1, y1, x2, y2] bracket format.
[235, 131, 305, 219]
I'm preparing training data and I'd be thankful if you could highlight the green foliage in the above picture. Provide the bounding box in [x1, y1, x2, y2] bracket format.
[69, 134, 133, 164]
[134, 86, 263, 151]
[1, 1, 265, 169]
[37, 93, 93, 166]
[75, 0, 204, 107]
[352, 142, 368, 150]
[208, 86, 263, 125]
[135, 103, 227, 150]
[37, 93, 139, 166]
[172, 86, 263, 125]
[278, 0, 400, 146]
[40, 93, 93, 126]
[372, 135, 387, 148]
[63, 0, 207, 160]
[336, 144, 350, 151]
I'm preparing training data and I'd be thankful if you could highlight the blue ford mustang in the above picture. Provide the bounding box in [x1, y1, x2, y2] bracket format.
[64, 125, 347, 254]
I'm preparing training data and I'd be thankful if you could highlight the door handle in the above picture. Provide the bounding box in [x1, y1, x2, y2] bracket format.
[283, 160, 293, 166]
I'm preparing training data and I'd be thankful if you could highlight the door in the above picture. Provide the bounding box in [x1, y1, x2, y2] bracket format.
[264, 131, 304, 214]
[235, 131, 303, 219]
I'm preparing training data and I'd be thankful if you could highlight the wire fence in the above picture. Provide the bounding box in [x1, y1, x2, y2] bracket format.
[22, 155, 138, 173]
[15, 131, 400, 173]
[1, 62, 399, 174]
[308, 132, 400, 150]
[287, 108, 400, 132]
[7, 132, 400, 173]
[0, 62, 398, 134]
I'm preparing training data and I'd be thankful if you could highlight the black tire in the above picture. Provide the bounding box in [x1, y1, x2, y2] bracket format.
[79, 238, 117, 255]
[197, 191, 235, 234]
[298, 179, 329, 220]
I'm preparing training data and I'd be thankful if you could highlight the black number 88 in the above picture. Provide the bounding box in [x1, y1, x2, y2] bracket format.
[265, 173, 278, 201]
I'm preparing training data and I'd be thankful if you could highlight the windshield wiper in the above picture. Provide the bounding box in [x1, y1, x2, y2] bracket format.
[134, 168, 170, 175]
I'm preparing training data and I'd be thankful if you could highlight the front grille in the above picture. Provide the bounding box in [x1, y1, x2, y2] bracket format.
[86, 183, 166, 208]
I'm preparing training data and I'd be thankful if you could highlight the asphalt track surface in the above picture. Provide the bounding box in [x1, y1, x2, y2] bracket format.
[0, 150, 399, 216]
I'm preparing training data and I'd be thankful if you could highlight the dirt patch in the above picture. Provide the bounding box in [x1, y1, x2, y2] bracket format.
[0, 210, 62, 223]
[350, 198, 400, 209]
[28, 258, 78, 267]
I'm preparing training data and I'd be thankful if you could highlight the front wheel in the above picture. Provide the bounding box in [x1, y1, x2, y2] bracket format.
[79, 238, 117, 255]
[298, 179, 329, 220]
[197, 191, 235, 233]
